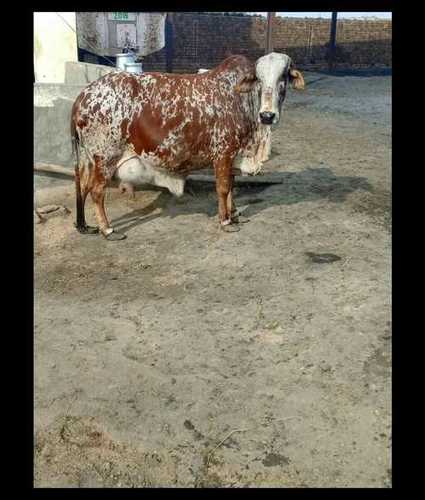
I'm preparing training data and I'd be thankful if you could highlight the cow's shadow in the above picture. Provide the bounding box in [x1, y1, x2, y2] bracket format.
[111, 167, 373, 234]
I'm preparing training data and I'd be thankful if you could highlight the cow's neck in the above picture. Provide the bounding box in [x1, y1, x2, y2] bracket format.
[241, 86, 272, 164]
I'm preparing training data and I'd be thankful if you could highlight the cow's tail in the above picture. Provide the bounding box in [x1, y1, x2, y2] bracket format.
[71, 120, 85, 228]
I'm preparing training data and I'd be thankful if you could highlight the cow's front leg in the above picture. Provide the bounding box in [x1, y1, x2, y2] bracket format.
[227, 174, 250, 225]
[227, 174, 237, 221]
[214, 158, 240, 232]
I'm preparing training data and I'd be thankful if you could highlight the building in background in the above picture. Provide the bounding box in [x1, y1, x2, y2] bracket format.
[34, 11, 392, 82]
[34, 12, 78, 83]
[76, 12, 166, 63]
[34, 12, 167, 83]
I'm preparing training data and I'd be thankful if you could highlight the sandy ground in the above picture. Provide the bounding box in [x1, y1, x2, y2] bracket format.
[34, 71, 391, 488]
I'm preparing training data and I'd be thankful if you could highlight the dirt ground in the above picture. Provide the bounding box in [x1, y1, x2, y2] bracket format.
[34, 70, 391, 488]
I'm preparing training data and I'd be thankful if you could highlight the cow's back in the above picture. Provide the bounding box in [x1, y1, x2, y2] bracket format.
[72, 65, 253, 178]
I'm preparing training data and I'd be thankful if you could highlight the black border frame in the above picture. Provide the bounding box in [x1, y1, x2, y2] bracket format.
[24, 0, 398, 494]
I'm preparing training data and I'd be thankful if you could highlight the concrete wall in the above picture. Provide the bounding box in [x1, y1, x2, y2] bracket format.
[34, 61, 115, 173]
[34, 83, 86, 108]
[34, 83, 85, 169]
[64, 61, 116, 85]
[34, 87, 76, 190]
[34, 82, 90, 190]
[34, 60, 116, 198]
[34, 12, 78, 83]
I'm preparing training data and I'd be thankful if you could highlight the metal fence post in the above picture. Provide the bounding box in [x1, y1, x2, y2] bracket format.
[165, 13, 174, 73]
[328, 12, 338, 72]
[266, 12, 275, 54]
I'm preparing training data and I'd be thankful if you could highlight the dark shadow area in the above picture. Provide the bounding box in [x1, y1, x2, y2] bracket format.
[111, 167, 373, 235]
[78, 47, 116, 67]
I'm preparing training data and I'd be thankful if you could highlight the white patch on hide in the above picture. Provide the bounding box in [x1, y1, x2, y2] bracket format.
[115, 153, 185, 197]
[255, 52, 291, 125]
[234, 123, 271, 174]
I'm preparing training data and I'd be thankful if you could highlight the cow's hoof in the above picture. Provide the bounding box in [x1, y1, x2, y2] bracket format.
[103, 229, 127, 241]
[35, 214, 46, 224]
[75, 223, 99, 234]
[221, 223, 240, 233]
[231, 215, 250, 224]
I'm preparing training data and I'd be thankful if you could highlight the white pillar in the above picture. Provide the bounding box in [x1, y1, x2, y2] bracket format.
[34, 12, 78, 83]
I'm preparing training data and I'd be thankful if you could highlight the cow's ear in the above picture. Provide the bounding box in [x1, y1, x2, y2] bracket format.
[289, 68, 305, 90]
[235, 79, 255, 93]
[235, 75, 257, 93]
[235, 64, 257, 93]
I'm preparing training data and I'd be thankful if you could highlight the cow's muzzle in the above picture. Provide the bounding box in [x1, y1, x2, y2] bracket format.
[259, 112, 275, 125]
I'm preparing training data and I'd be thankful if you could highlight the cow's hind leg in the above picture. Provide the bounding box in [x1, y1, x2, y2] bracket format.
[90, 159, 126, 241]
[74, 162, 99, 234]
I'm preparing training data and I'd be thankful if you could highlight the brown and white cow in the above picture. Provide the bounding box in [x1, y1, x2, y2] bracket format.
[71, 52, 304, 240]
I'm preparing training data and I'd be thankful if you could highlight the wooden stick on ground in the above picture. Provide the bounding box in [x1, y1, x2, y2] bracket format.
[206, 428, 249, 466]
[34, 163, 284, 186]
[34, 162, 74, 177]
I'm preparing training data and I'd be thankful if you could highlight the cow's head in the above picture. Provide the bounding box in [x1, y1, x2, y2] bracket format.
[254, 52, 305, 125]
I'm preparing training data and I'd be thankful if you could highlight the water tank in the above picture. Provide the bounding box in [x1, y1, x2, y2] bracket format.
[115, 52, 136, 70]
[124, 62, 143, 74]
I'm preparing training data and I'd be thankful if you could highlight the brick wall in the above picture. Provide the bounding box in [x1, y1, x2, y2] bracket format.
[141, 13, 391, 72]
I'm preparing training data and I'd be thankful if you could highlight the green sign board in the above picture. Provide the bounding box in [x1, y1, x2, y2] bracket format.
[108, 12, 136, 21]
[114, 12, 128, 20]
